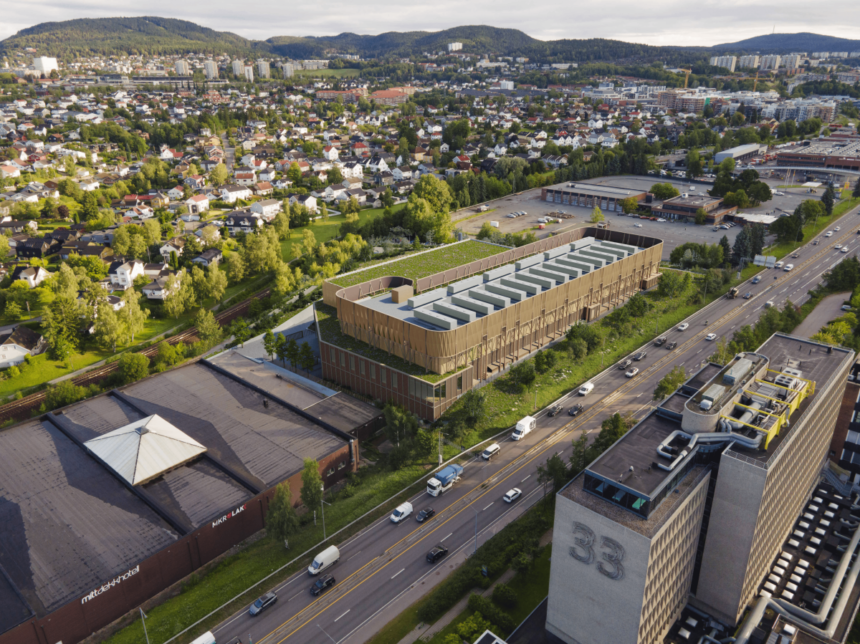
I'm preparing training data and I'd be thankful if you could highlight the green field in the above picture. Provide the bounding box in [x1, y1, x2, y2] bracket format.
[330, 239, 508, 288]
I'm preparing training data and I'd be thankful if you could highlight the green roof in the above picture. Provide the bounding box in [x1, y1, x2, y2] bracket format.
[329, 240, 507, 289]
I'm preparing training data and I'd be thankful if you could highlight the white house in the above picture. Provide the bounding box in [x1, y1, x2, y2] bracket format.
[159, 238, 185, 258]
[167, 186, 185, 200]
[14, 266, 49, 289]
[108, 259, 145, 291]
[225, 211, 264, 235]
[220, 185, 252, 203]
[250, 199, 281, 222]
[186, 194, 210, 215]
[289, 194, 318, 213]
[0, 326, 46, 368]
[142, 275, 178, 300]
[323, 145, 339, 161]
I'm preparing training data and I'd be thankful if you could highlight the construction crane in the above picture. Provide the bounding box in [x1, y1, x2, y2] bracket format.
[753, 71, 760, 92]
[679, 68, 693, 89]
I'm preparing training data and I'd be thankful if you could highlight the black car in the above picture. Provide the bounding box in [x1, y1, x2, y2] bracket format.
[310, 575, 336, 596]
[568, 403, 584, 417]
[249, 592, 277, 616]
[416, 507, 436, 523]
[617, 359, 632, 370]
[633, 352, 646, 361]
[655, 337, 667, 346]
[427, 544, 449, 563]
[666, 341, 677, 350]
[548, 404, 563, 417]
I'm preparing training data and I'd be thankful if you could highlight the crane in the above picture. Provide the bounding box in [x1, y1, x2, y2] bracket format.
[679, 68, 693, 89]
[753, 71, 760, 92]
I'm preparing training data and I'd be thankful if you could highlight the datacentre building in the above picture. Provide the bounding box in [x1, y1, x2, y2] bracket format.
[0, 352, 380, 644]
[546, 334, 859, 644]
[318, 229, 663, 421]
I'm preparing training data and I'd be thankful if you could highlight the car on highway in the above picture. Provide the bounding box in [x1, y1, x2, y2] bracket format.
[482, 443, 501, 460]
[618, 359, 633, 370]
[390, 502, 413, 523]
[826, 231, 834, 237]
[249, 592, 277, 616]
[666, 341, 678, 350]
[835, 244, 843, 249]
[633, 351, 647, 361]
[752, 275, 761, 284]
[634, 223, 643, 228]
[791, 253, 800, 258]
[427, 545, 449, 563]
[775, 261, 784, 269]
[504, 488, 522, 503]
[655, 337, 667, 346]
[744, 292, 753, 299]
[706, 333, 718, 341]
[677, 323, 689, 331]
[548, 404, 563, 417]
[568, 403, 584, 417]
[310, 575, 336, 597]
[784, 264, 794, 272]
[836, 226, 841, 231]
[578, 382, 595, 396]
[843, 247, 851, 253]
[625, 367, 639, 378]
[416, 507, 436, 523]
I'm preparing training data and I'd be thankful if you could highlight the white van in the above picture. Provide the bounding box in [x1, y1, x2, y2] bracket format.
[512, 416, 536, 441]
[482, 443, 501, 460]
[784, 264, 794, 272]
[578, 382, 595, 396]
[190, 632, 216, 644]
[308, 545, 340, 575]
[390, 502, 413, 523]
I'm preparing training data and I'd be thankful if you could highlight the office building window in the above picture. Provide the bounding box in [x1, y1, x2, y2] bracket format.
[381, 369, 387, 384]
[370, 364, 376, 379]
[360, 361, 365, 376]
[349, 355, 355, 371]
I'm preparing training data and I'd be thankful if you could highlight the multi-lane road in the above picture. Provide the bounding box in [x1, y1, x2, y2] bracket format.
[211, 206, 860, 644]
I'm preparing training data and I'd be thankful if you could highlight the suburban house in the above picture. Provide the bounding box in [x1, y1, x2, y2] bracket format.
[289, 193, 318, 213]
[250, 199, 281, 221]
[142, 275, 178, 300]
[108, 259, 145, 291]
[16, 237, 60, 259]
[220, 184, 252, 203]
[186, 194, 210, 215]
[0, 326, 46, 368]
[225, 211, 264, 235]
[11, 265, 49, 288]
[191, 249, 223, 267]
[160, 238, 185, 258]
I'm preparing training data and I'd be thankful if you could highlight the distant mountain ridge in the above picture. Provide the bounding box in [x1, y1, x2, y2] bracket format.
[713, 32, 860, 52]
[1, 17, 856, 63]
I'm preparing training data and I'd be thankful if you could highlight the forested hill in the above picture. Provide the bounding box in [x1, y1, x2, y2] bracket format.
[713, 32, 860, 52]
[0, 17, 267, 57]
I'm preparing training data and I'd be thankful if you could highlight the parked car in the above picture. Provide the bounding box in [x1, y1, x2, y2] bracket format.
[249, 592, 277, 616]
[633, 351, 647, 361]
[503, 488, 522, 503]
[618, 359, 633, 370]
[625, 367, 639, 378]
[427, 545, 449, 563]
[568, 403, 584, 417]
[706, 333, 718, 341]
[677, 323, 689, 331]
[548, 404, 563, 417]
[416, 507, 436, 523]
[310, 575, 336, 597]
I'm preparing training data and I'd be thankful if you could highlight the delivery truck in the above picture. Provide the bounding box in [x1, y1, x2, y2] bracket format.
[427, 463, 464, 496]
[308, 545, 340, 576]
[512, 416, 536, 440]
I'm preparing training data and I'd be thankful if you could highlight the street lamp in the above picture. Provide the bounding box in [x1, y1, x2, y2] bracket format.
[140, 608, 150, 644]
[320, 484, 327, 541]
[533, 384, 540, 411]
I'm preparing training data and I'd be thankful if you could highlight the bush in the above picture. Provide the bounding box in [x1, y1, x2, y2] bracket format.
[118, 352, 150, 383]
[468, 594, 516, 633]
[491, 582, 518, 610]
[45, 380, 89, 410]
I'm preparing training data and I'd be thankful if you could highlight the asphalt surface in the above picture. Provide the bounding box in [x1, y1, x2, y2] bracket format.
[211, 203, 860, 644]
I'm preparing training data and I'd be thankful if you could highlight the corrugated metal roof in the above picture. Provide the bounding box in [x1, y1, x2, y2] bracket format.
[84, 415, 207, 485]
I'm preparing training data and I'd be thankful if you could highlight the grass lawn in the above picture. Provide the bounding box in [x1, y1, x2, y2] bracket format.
[104, 454, 463, 644]
[0, 350, 105, 399]
[279, 205, 403, 262]
[331, 239, 508, 288]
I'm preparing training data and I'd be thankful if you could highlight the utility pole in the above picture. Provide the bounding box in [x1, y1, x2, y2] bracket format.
[320, 484, 327, 541]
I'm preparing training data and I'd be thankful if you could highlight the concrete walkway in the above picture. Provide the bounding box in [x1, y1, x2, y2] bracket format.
[793, 292, 851, 338]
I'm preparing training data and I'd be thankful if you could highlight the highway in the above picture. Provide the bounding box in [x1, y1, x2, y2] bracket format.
[212, 205, 860, 644]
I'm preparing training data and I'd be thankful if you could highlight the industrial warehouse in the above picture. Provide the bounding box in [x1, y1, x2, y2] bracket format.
[0, 354, 380, 644]
[318, 229, 662, 420]
[776, 136, 860, 171]
[546, 334, 859, 644]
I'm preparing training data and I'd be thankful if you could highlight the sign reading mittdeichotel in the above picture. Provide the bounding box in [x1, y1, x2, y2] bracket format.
[81, 565, 139, 604]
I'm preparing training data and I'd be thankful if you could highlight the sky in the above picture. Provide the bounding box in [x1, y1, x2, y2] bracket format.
[1, 0, 858, 46]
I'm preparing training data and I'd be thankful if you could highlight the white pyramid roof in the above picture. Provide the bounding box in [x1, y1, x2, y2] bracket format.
[84, 415, 206, 485]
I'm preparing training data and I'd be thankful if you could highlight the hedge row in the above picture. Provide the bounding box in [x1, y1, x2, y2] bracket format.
[416, 499, 552, 623]
[468, 594, 516, 633]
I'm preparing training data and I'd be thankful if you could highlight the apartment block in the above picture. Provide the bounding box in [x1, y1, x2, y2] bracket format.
[709, 56, 737, 72]
[739, 55, 761, 69]
[546, 335, 855, 644]
[244, 65, 254, 82]
[760, 55, 782, 70]
[256, 60, 270, 79]
[203, 61, 218, 80]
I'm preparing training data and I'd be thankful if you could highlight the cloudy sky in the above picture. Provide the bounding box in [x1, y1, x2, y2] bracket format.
[1, 0, 857, 46]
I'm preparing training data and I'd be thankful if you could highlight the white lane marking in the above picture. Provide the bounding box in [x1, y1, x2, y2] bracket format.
[347, 550, 362, 561]
[483, 502, 494, 511]
[335, 609, 350, 622]
[391, 568, 405, 580]
[215, 611, 245, 631]
[289, 590, 304, 601]
[441, 532, 453, 542]
[521, 474, 531, 483]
